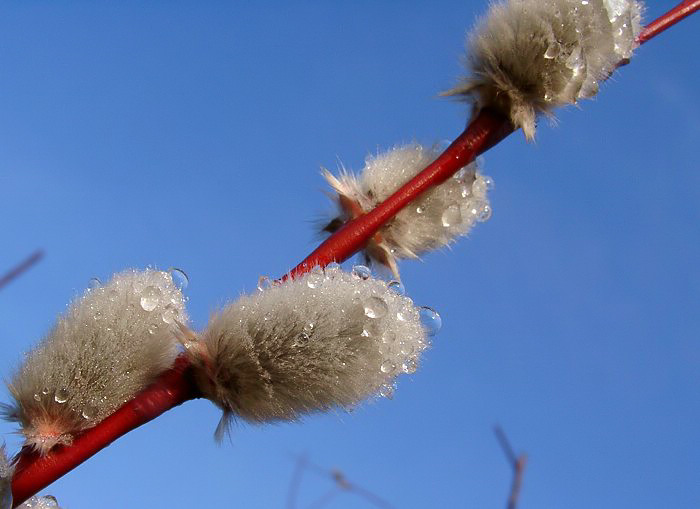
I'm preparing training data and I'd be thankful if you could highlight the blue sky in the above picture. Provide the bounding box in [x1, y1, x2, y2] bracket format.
[1, 2, 698, 508]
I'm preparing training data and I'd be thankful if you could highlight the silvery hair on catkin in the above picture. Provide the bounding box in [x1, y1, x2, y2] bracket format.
[2, 269, 187, 455]
[187, 265, 429, 438]
[447, 0, 643, 139]
[322, 143, 493, 278]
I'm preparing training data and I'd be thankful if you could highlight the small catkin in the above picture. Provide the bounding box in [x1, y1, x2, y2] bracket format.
[446, 0, 643, 139]
[322, 143, 493, 278]
[2, 269, 187, 455]
[0, 444, 11, 509]
[17, 496, 63, 509]
[187, 265, 429, 437]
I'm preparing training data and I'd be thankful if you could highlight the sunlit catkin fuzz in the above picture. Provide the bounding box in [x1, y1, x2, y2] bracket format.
[0, 444, 12, 509]
[2, 269, 188, 455]
[17, 496, 62, 509]
[322, 144, 493, 278]
[447, 0, 643, 139]
[187, 265, 429, 437]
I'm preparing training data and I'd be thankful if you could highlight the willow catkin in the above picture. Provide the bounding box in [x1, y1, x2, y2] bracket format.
[322, 143, 493, 278]
[2, 269, 188, 455]
[446, 0, 643, 139]
[187, 265, 430, 438]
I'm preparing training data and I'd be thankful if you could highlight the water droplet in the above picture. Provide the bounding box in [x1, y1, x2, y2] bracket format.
[399, 340, 415, 356]
[54, 389, 69, 404]
[415, 206, 424, 214]
[361, 328, 371, 338]
[325, 261, 341, 272]
[306, 272, 324, 289]
[41, 387, 50, 395]
[483, 175, 495, 190]
[379, 384, 395, 399]
[161, 304, 179, 324]
[380, 360, 395, 374]
[33, 393, 41, 402]
[441, 204, 462, 227]
[140, 286, 161, 312]
[257, 276, 272, 291]
[293, 332, 310, 347]
[419, 306, 442, 336]
[477, 204, 493, 222]
[387, 280, 405, 296]
[460, 184, 472, 199]
[382, 330, 396, 344]
[148, 323, 159, 335]
[472, 177, 488, 196]
[168, 267, 189, 290]
[352, 265, 371, 280]
[39, 496, 60, 508]
[88, 277, 102, 290]
[363, 296, 388, 319]
[544, 42, 560, 59]
[402, 359, 418, 374]
[82, 405, 98, 420]
[303, 322, 315, 333]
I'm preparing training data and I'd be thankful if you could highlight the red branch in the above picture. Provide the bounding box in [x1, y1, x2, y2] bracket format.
[9, 3, 698, 506]
[637, 0, 700, 44]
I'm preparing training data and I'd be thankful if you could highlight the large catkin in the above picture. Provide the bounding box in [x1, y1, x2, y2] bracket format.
[2, 269, 188, 455]
[187, 266, 429, 437]
[322, 144, 493, 278]
[447, 0, 643, 139]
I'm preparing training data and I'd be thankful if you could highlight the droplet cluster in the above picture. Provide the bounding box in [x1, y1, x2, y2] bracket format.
[3, 269, 187, 455]
[0, 444, 11, 509]
[190, 265, 433, 430]
[446, 0, 643, 139]
[16, 496, 62, 509]
[322, 144, 493, 277]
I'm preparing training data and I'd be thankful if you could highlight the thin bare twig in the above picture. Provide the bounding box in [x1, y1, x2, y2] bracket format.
[0, 250, 44, 292]
[494, 425, 527, 509]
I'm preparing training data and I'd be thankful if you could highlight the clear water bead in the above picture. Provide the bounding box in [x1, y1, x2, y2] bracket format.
[325, 261, 341, 271]
[306, 273, 324, 289]
[168, 267, 189, 290]
[402, 359, 418, 374]
[363, 296, 388, 319]
[380, 360, 395, 374]
[544, 42, 560, 59]
[81, 405, 98, 420]
[441, 204, 462, 227]
[387, 280, 405, 296]
[352, 265, 371, 280]
[87, 277, 102, 290]
[161, 304, 179, 324]
[140, 286, 161, 311]
[379, 384, 395, 399]
[257, 276, 272, 291]
[54, 389, 69, 404]
[415, 206, 424, 214]
[419, 306, 442, 336]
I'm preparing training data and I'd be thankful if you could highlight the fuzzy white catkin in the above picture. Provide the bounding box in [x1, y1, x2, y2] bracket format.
[447, 0, 643, 139]
[322, 143, 493, 278]
[188, 265, 428, 435]
[0, 444, 11, 509]
[17, 496, 62, 509]
[2, 269, 187, 455]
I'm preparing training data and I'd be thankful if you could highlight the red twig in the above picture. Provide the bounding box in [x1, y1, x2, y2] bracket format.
[0, 250, 44, 292]
[9, 3, 698, 505]
[637, 0, 700, 44]
[11, 357, 198, 506]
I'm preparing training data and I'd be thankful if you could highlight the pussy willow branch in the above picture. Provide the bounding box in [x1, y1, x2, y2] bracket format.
[9, 4, 697, 506]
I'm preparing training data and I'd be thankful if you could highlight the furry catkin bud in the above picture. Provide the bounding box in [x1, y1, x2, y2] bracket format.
[322, 144, 493, 278]
[2, 269, 187, 455]
[188, 265, 428, 435]
[447, 0, 643, 139]
[17, 496, 62, 509]
[0, 444, 12, 509]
